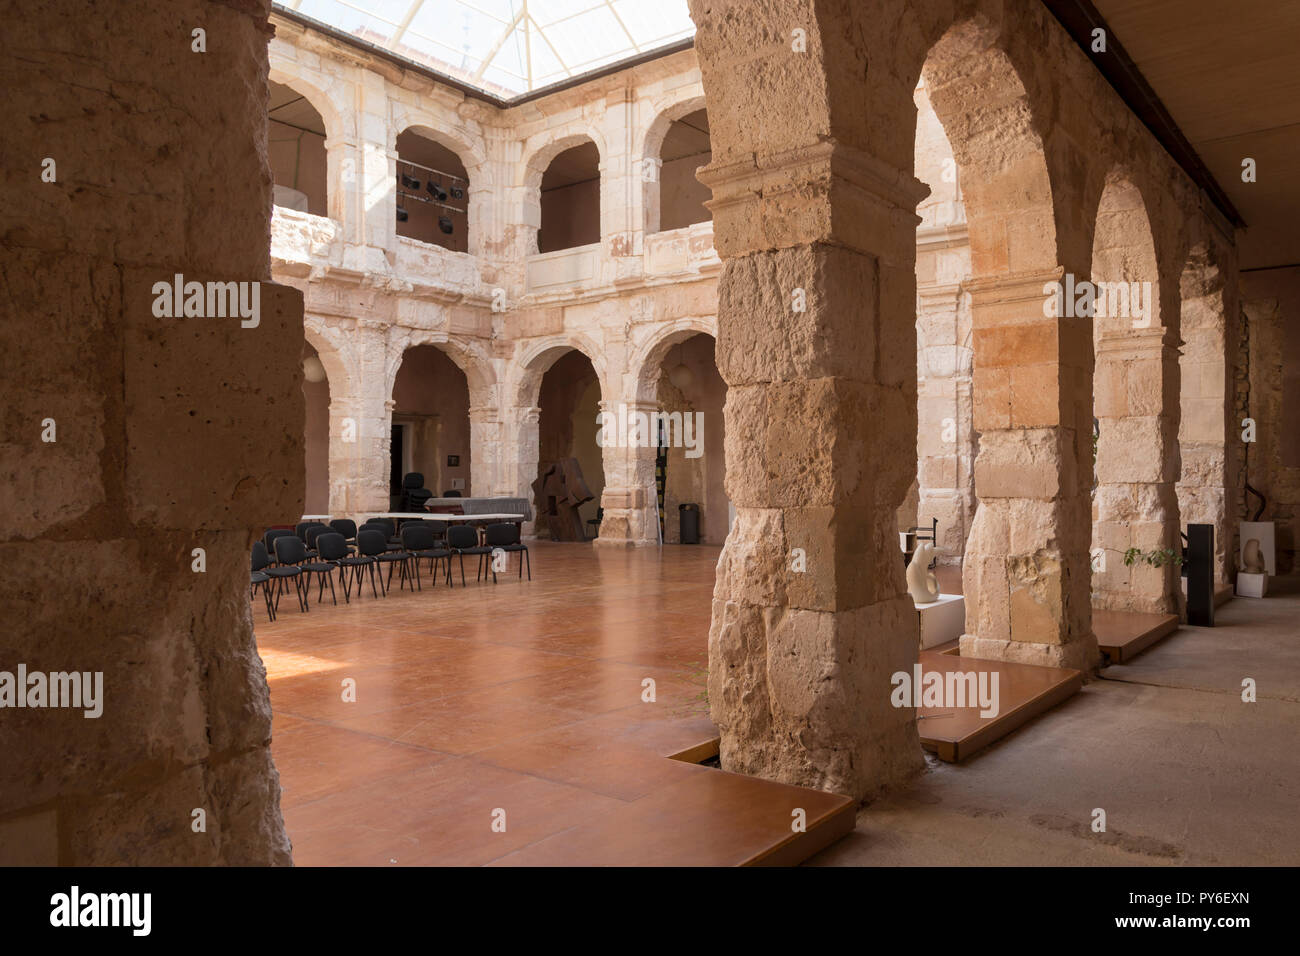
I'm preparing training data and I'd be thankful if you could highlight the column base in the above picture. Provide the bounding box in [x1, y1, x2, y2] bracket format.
[959, 633, 1100, 672]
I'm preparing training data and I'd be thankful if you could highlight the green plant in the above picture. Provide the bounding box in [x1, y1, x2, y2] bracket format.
[1122, 547, 1184, 568]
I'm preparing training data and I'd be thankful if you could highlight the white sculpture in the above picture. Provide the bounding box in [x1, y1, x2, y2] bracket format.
[907, 542, 941, 604]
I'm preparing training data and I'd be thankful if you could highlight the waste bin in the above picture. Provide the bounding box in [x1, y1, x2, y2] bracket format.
[679, 503, 700, 544]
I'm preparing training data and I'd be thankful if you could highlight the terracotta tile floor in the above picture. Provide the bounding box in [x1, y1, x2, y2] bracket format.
[258, 541, 851, 866]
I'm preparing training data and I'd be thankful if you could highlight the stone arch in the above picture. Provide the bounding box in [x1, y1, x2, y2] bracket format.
[302, 321, 354, 395]
[510, 336, 607, 538]
[629, 316, 718, 403]
[520, 128, 608, 192]
[919, 15, 1060, 279]
[391, 115, 490, 182]
[1089, 167, 1182, 615]
[393, 122, 483, 255]
[386, 332, 498, 502]
[518, 130, 607, 256]
[511, 333, 608, 410]
[267, 67, 354, 224]
[267, 67, 348, 146]
[639, 93, 709, 235]
[1090, 168, 1163, 335]
[384, 330, 497, 409]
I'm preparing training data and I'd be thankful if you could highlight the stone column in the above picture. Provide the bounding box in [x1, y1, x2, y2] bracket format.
[594, 399, 661, 546]
[960, 272, 1100, 670]
[505, 404, 542, 535]
[328, 322, 391, 515]
[1178, 249, 1237, 590]
[468, 403, 504, 498]
[695, 139, 928, 800]
[1092, 328, 1184, 614]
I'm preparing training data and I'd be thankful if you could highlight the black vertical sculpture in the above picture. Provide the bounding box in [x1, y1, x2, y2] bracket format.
[1185, 523, 1215, 628]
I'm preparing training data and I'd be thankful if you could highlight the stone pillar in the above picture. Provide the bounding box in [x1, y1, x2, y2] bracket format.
[1093, 328, 1183, 614]
[468, 403, 504, 498]
[506, 404, 542, 535]
[1178, 248, 1237, 590]
[328, 322, 390, 515]
[694, 139, 928, 798]
[915, 281, 976, 560]
[595, 399, 661, 546]
[960, 273, 1100, 671]
[1, 0, 294, 864]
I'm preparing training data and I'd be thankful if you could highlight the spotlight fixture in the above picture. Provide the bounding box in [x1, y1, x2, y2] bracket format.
[450, 185, 465, 200]
[438, 217, 454, 235]
[427, 180, 448, 202]
[396, 206, 409, 222]
[400, 173, 421, 190]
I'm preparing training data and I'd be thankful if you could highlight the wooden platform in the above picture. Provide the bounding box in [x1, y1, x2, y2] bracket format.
[916, 650, 1083, 762]
[1093, 608, 1180, 664]
[260, 541, 855, 867]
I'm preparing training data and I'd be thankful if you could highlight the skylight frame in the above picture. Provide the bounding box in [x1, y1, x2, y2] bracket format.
[275, 0, 695, 98]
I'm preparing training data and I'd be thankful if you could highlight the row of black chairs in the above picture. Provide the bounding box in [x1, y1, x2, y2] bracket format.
[250, 517, 530, 622]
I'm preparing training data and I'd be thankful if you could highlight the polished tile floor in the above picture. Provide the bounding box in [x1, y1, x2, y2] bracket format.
[258, 541, 851, 866]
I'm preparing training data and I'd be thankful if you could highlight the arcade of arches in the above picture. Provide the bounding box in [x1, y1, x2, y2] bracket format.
[9, 0, 1300, 867]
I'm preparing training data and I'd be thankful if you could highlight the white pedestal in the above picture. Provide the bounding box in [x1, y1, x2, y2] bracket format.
[1239, 521, 1276, 575]
[1236, 572, 1268, 598]
[916, 593, 965, 649]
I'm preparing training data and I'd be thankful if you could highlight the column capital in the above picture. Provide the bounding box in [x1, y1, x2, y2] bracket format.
[964, 268, 1064, 305]
[696, 139, 929, 259]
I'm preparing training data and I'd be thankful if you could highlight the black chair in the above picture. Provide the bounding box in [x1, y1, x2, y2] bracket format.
[263, 528, 296, 564]
[446, 524, 494, 586]
[340, 528, 386, 599]
[269, 535, 308, 612]
[365, 516, 404, 553]
[302, 532, 347, 606]
[400, 473, 433, 512]
[373, 527, 415, 592]
[330, 518, 358, 551]
[304, 524, 332, 552]
[400, 522, 452, 590]
[441, 489, 462, 498]
[485, 522, 530, 581]
[250, 541, 276, 622]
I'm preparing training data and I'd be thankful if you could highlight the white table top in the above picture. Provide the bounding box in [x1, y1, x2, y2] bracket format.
[375, 512, 524, 521]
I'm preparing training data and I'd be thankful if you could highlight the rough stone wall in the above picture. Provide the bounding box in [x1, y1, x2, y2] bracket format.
[1, 0, 298, 864]
[1241, 267, 1300, 571]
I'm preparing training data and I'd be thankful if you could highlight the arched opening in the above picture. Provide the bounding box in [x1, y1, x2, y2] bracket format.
[905, 78, 977, 575]
[538, 141, 600, 253]
[656, 332, 728, 543]
[269, 79, 328, 215]
[656, 108, 712, 233]
[301, 342, 330, 515]
[536, 349, 604, 538]
[1089, 171, 1177, 614]
[395, 129, 470, 253]
[390, 344, 472, 507]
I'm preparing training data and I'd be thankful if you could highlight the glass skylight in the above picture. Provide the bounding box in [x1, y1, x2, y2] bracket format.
[277, 0, 696, 98]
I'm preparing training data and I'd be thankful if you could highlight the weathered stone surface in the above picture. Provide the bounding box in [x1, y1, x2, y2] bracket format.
[0, 0, 295, 865]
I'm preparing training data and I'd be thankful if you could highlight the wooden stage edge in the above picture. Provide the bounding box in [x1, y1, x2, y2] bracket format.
[1093, 608, 1181, 664]
[917, 651, 1084, 763]
[665, 736, 856, 866]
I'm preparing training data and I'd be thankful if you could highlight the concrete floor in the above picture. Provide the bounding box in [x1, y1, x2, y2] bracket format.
[810, 576, 1300, 866]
